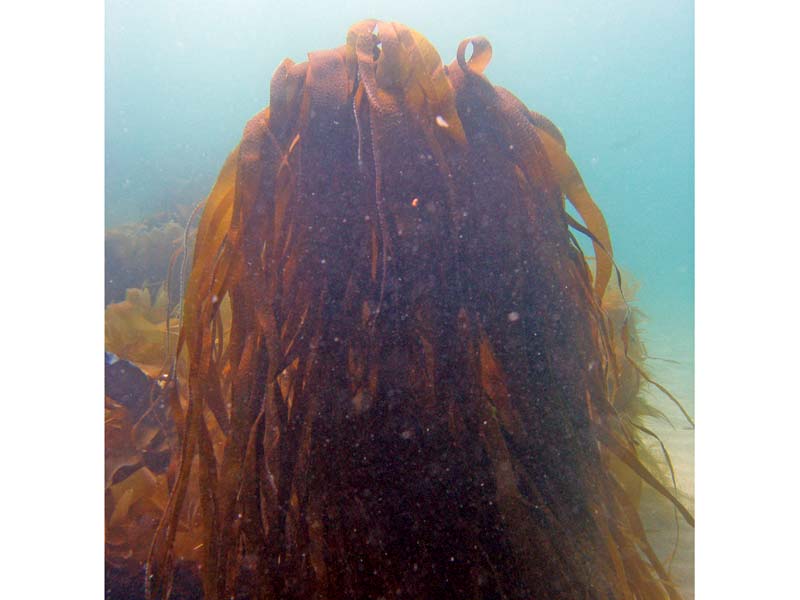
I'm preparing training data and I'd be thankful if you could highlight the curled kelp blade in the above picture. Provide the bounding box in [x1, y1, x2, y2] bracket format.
[348, 21, 467, 146]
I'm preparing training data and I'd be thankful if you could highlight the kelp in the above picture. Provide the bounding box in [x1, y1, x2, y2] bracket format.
[105, 348, 230, 576]
[102, 274, 681, 592]
[105, 284, 232, 380]
[105, 391, 208, 573]
[105, 355, 195, 571]
[105, 286, 232, 576]
[141, 20, 693, 600]
[105, 286, 177, 378]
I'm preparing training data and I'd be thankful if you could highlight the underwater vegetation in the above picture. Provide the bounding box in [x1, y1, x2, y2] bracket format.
[105, 20, 693, 600]
[105, 206, 197, 305]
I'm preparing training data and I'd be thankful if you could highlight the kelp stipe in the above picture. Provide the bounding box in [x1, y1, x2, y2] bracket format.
[145, 21, 693, 600]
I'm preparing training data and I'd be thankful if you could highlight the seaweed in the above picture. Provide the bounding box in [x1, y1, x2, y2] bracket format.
[111, 21, 698, 600]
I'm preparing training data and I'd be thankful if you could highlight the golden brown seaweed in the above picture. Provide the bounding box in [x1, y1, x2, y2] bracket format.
[105, 286, 175, 378]
[142, 20, 693, 600]
[105, 285, 233, 575]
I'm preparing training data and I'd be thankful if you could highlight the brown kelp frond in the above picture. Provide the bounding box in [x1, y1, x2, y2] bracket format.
[104, 155, 238, 597]
[105, 286, 179, 379]
[627, 419, 684, 571]
[140, 21, 691, 599]
[599, 428, 694, 527]
[592, 261, 692, 565]
[163, 193, 207, 368]
[570, 222, 694, 432]
[534, 120, 614, 301]
[105, 284, 232, 383]
[105, 303, 231, 586]
[146, 143, 242, 600]
[591, 246, 694, 431]
[627, 355, 696, 429]
[105, 386, 206, 573]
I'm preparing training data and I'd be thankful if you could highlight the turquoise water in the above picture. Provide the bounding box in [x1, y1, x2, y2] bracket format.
[106, 0, 694, 594]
